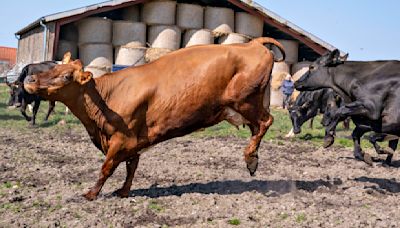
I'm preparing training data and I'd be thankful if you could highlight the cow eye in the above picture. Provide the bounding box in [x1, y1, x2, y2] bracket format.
[309, 65, 315, 70]
[62, 74, 72, 81]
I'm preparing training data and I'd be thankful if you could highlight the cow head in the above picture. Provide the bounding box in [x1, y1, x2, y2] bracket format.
[288, 99, 313, 134]
[295, 49, 348, 91]
[6, 82, 22, 107]
[23, 53, 92, 99]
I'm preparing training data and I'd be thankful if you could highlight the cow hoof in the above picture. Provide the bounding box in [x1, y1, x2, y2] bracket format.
[323, 135, 335, 148]
[246, 155, 259, 176]
[113, 189, 130, 198]
[82, 192, 97, 201]
[363, 154, 373, 166]
[353, 150, 364, 161]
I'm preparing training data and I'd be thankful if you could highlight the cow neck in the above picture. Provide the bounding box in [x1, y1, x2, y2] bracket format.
[65, 78, 127, 136]
[328, 67, 352, 103]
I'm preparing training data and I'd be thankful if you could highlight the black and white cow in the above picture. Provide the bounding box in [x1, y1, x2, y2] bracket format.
[295, 50, 400, 165]
[7, 61, 57, 125]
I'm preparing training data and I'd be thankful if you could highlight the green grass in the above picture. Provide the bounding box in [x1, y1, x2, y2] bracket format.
[227, 218, 241, 225]
[0, 83, 369, 149]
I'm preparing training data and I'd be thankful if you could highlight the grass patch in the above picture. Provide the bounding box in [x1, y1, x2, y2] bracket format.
[227, 218, 241, 225]
[0, 84, 370, 149]
[295, 213, 307, 223]
[148, 200, 164, 213]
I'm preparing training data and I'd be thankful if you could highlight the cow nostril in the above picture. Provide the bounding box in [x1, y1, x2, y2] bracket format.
[24, 76, 37, 84]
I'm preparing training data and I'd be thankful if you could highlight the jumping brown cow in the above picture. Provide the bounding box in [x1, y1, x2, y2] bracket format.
[23, 38, 285, 200]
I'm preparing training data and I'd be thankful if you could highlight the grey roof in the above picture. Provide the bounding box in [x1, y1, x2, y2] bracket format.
[15, 0, 344, 55]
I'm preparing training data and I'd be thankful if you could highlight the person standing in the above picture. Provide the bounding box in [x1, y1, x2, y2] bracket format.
[281, 74, 294, 109]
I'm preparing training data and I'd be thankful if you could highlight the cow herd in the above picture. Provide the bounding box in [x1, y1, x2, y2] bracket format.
[3, 38, 399, 200]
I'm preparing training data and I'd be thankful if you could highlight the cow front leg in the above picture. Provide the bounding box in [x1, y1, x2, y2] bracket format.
[44, 101, 55, 121]
[31, 100, 40, 125]
[113, 155, 140, 198]
[83, 143, 123, 200]
[244, 115, 273, 176]
[386, 139, 398, 165]
[20, 100, 32, 122]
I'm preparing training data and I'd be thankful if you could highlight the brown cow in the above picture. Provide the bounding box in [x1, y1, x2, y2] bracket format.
[23, 38, 285, 200]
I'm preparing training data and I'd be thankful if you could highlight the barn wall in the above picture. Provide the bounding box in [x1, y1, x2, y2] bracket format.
[17, 22, 55, 65]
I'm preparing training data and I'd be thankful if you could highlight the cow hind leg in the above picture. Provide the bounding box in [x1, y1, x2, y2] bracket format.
[20, 100, 32, 122]
[31, 100, 40, 125]
[244, 114, 273, 176]
[113, 155, 140, 198]
[352, 126, 372, 165]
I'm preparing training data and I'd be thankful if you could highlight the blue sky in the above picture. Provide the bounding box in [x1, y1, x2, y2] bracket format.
[1, 0, 399, 60]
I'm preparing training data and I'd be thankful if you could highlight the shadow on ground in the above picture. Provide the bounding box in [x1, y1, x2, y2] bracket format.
[126, 178, 343, 198]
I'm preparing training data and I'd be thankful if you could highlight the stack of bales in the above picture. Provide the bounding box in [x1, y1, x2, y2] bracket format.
[269, 39, 300, 107]
[77, 17, 113, 77]
[56, 23, 78, 61]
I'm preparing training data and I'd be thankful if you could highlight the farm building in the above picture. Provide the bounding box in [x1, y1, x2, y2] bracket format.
[0, 46, 17, 78]
[15, 0, 344, 106]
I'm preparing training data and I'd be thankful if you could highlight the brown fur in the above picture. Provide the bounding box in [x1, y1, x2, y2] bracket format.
[24, 38, 285, 200]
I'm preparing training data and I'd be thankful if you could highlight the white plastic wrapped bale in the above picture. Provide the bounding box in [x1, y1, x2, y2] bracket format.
[115, 46, 146, 66]
[204, 6, 234, 35]
[148, 25, 182, 50]
[271, 39, 299, 64]
[177, 4, 204, 29]
[218, 33, 250, 44]
[79, 43, 113, 68]
[77, 17, 112, 45]
[272, 62, 291, 75]
[85, 66, 110, 78]
[145, 48, 172, 63]
[121, 4, 140, 21]
[142, 1, 176, 25]
[56, 40, 78, 61]
[292, 61, 311, 81]
[112, 21, 146, 47]
[235, 12, 263, 38]
[183, 29, 213, 47]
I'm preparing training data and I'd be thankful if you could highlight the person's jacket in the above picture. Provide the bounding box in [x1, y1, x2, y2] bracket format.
[281, 80, 294, 95]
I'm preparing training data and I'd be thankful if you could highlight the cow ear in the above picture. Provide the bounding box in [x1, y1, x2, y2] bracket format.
[76, 71, 93, 85]
[62, 52, 72, 64]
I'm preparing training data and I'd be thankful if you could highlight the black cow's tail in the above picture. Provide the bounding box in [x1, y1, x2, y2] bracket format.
[251, 37, 286, 62]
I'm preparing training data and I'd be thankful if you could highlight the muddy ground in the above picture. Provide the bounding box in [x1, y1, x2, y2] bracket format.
[1, 126, 400, 227]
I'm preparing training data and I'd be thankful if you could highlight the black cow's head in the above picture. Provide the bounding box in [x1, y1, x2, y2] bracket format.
[295, 49, 348, 91]
[288, 92, 317, 134]
[6, 82, 22, 107]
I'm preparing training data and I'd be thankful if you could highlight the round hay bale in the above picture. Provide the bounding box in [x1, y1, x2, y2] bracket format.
[142, 1, 176, 25]
[183, 29, 213, 47]
[292, 61, 311, 81]
[56, 40, 78, 61]
[271, 72, 290, 90]
[115, 46, 146, 66]
[122, 5, 140, 21]
[112, 21, 146, 47]
[79, 43, 113, 68]
[77, 17, 112, 45]
[177, 4, 204, 29]
[272, 62, 291, 75]
[148, 25, 181, 50]
[218, 33, 250, 44]
[145, 48, 172, 62]
[59, 23, 78, 42]
[235, 12, 263, 38]
[204, 6, 234, 35]
[85, 66, 110, 78]
[272, 39, 299, 63]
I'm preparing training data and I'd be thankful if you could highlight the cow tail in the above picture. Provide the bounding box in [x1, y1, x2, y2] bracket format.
[251, 37, 286, 62]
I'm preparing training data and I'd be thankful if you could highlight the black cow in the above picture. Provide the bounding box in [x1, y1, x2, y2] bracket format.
[287, 88, 350, 146]
[295, 50, 400, 165]
[7, 61, 57, 125]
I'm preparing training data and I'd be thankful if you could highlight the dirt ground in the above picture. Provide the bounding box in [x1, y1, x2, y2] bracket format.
[1, 127, 400, 227]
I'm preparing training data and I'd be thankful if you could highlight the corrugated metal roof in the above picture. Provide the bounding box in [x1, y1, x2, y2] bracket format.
[15, 0, 344, 56]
